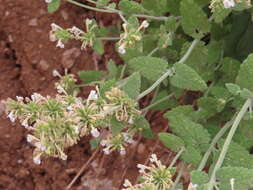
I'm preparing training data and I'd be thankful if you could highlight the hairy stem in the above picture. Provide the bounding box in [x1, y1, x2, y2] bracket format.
[137, 38, 199, 100]
[197, 119, 234, 171]
[169, 147, 185, 168]
[206, 99, 252, 190]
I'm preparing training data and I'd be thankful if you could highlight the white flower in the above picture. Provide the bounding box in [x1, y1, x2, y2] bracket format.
[16, 96, 24, 101]
[223, 0, 235, 8]
[118, 46, 126, 54]
[123, 179, 132, 187]
[21, 119, 29, 128]
[61, 154, 68, 161]
[31, 93, 42, 102]
[149, 154, 158, 163]
[7, 111, 16, 122]
[56, 40, 65, 48]
[120, 147, 126, 155]
[103, 147, 110, 155]
[45, 0, 52, 3]
[52, 69, 61, 77]
[142, 20, 149, 28]
[33, 155, 41, 165]
[88, 90, 98, 101]
[91, 127, 100, 138]
[51, 23, 62, 31]
[100, 140, 107, 146]
[35, 142, 46, 151]
[69, 26, 84, 37]
[26, 135, 33, 143]
[137, 164, 146, 173]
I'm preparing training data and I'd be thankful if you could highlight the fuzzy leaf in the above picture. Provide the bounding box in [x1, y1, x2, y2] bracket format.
[217, 167, 253, 190]
[119, 0, 146, 14]
[191, 170, 209, 185]
[110, 117, 125, 135]
[226, 83, 241, 96]
[128, 56, 168, 82]
[47, 0, 60, 13]
[236, 54, 253, 92]
[142, 0, 167, 16]
[170, 62, 207, 91]
[180, 0, 210, 38]
[107, 60, 118, 79]
[159, 132, 185, 152]
[134, 116, 153, 139]
[121, 72, 141, 99]
[181, 146, 202, 167]
[78, 70, 104, 83]
[93, 39, 104, 55]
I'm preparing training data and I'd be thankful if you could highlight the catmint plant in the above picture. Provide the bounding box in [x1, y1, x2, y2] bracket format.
[4, 0, 253, 189]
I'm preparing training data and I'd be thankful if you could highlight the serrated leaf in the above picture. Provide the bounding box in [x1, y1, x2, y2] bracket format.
[142, 0, 167, 16]
[164, 105, 194, 119]
[159, 132, 185, 152]
[217, 167, 253, 190]
[170, 62, 207, 91]
[90, 138, 100, 150]
[96, 0, 110, 7]
[134, 116, 153, 139]
[110, 117, 125, 135]
[93, 39, 104, 55]
[99, 80, 116, 98]
[240, 88, 253, 99]
[166, 0, 181, 16]
[181, 146, 202, 167]
[119, 0, 146, 14]
[191, 170, 209, 185]
[78, 70, 104, 83]
[121, 72, 141, 99]
[180, 0, 210, 38]
[151, 90, 178, 110]
[47, 0, 61, 13]
[165, 110, 211, 152]
[107, 60, 118, 79]
[128, 56, 168, 82]
[219, 58, 241, 84]
[236, 54, 253, 92]
[211, 2, 231, 23]
[226, 83, 241, 95]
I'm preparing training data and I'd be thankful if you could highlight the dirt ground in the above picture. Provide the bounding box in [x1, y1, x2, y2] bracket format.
[0, 1, 175, 189]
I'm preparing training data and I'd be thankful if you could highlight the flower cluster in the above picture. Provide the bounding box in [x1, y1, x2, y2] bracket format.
[122, 154, 174, 190]
[3, 73, 141, 164]
[118, 20, 149, 54]
[49, 18, 97, 49]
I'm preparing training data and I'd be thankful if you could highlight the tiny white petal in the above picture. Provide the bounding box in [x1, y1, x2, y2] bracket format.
[103, 147, 110, 155]
[223, 0, 235, 8]
[56, 40, 64, 48]
[120, 148, 126, 155]
[7, 112, 16, 122]
[33, 157, 41, 165]
[88, 90, 98, 101]
[45, 0, 52, 3]
[142, 20, 149, 28]
[118, 46, 126, 54]
[91, 128, 100, 138]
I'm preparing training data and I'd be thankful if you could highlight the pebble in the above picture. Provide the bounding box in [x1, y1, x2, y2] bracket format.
[28, 18, 38, 26]
[61, 48, 81, 69]
[38, 60, 49, 71]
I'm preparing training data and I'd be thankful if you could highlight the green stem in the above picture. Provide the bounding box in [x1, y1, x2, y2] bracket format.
[197, 119, 234, 171]
[65, 0, 115, 13]
[148, 47, 159, 56]
[137, 38, 199, 100]
[171, 165, 184, 190]
[206, 99, 252, 190]
[66, 0, 171, 21]
[143, 86, 160, 116]
[97, 37, 120, 40]
[141, 93, 174, 112]
[169, 147, 185, 168]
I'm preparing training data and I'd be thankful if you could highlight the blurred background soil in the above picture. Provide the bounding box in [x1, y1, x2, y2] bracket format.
[0, 1, 175, 189]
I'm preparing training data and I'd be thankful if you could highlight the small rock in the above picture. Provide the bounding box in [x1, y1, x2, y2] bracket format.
[28, 18, 38, 26]
[38, 60, 49, 71]
[61, 48, 81, 69]
[61, 10, 69, 20]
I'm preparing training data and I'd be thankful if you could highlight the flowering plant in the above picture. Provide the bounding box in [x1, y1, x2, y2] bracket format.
[3, 0, 253, 189]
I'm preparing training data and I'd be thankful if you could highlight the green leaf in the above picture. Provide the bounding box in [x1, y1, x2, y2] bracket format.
[107, 60, 118, 79]
[99, 80, 116, 98]
[181, 146, 202, 167]
[211, 1, 231, 23]
[159, 132, 185, 152]
[217, 167, 253, 190]
[166, 0, 181, 16]
[170, 62, 207, 91]
[236, 54, 253, 92]
[142, 0, 167, 16]
[151, 90, 178, 110]
[119, 0, 146, 14]
[121, 72, 141, 99]
[165, 110, 211, 152]
[240, 88, 253, 99]
[89, 138, 100, 150]
[128, 56, 168, 82]
[190, 170, 209, 185]
[93, 39, 104, 55]
[78, 70, 104, 83]
[134, 116, 153, 139]
[110, 117, 125, 135]
[180, 0, 210, 38]
[226, 83, 241, 96]
[47, 0, 61, 13]
[96, 0, 110, 7]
